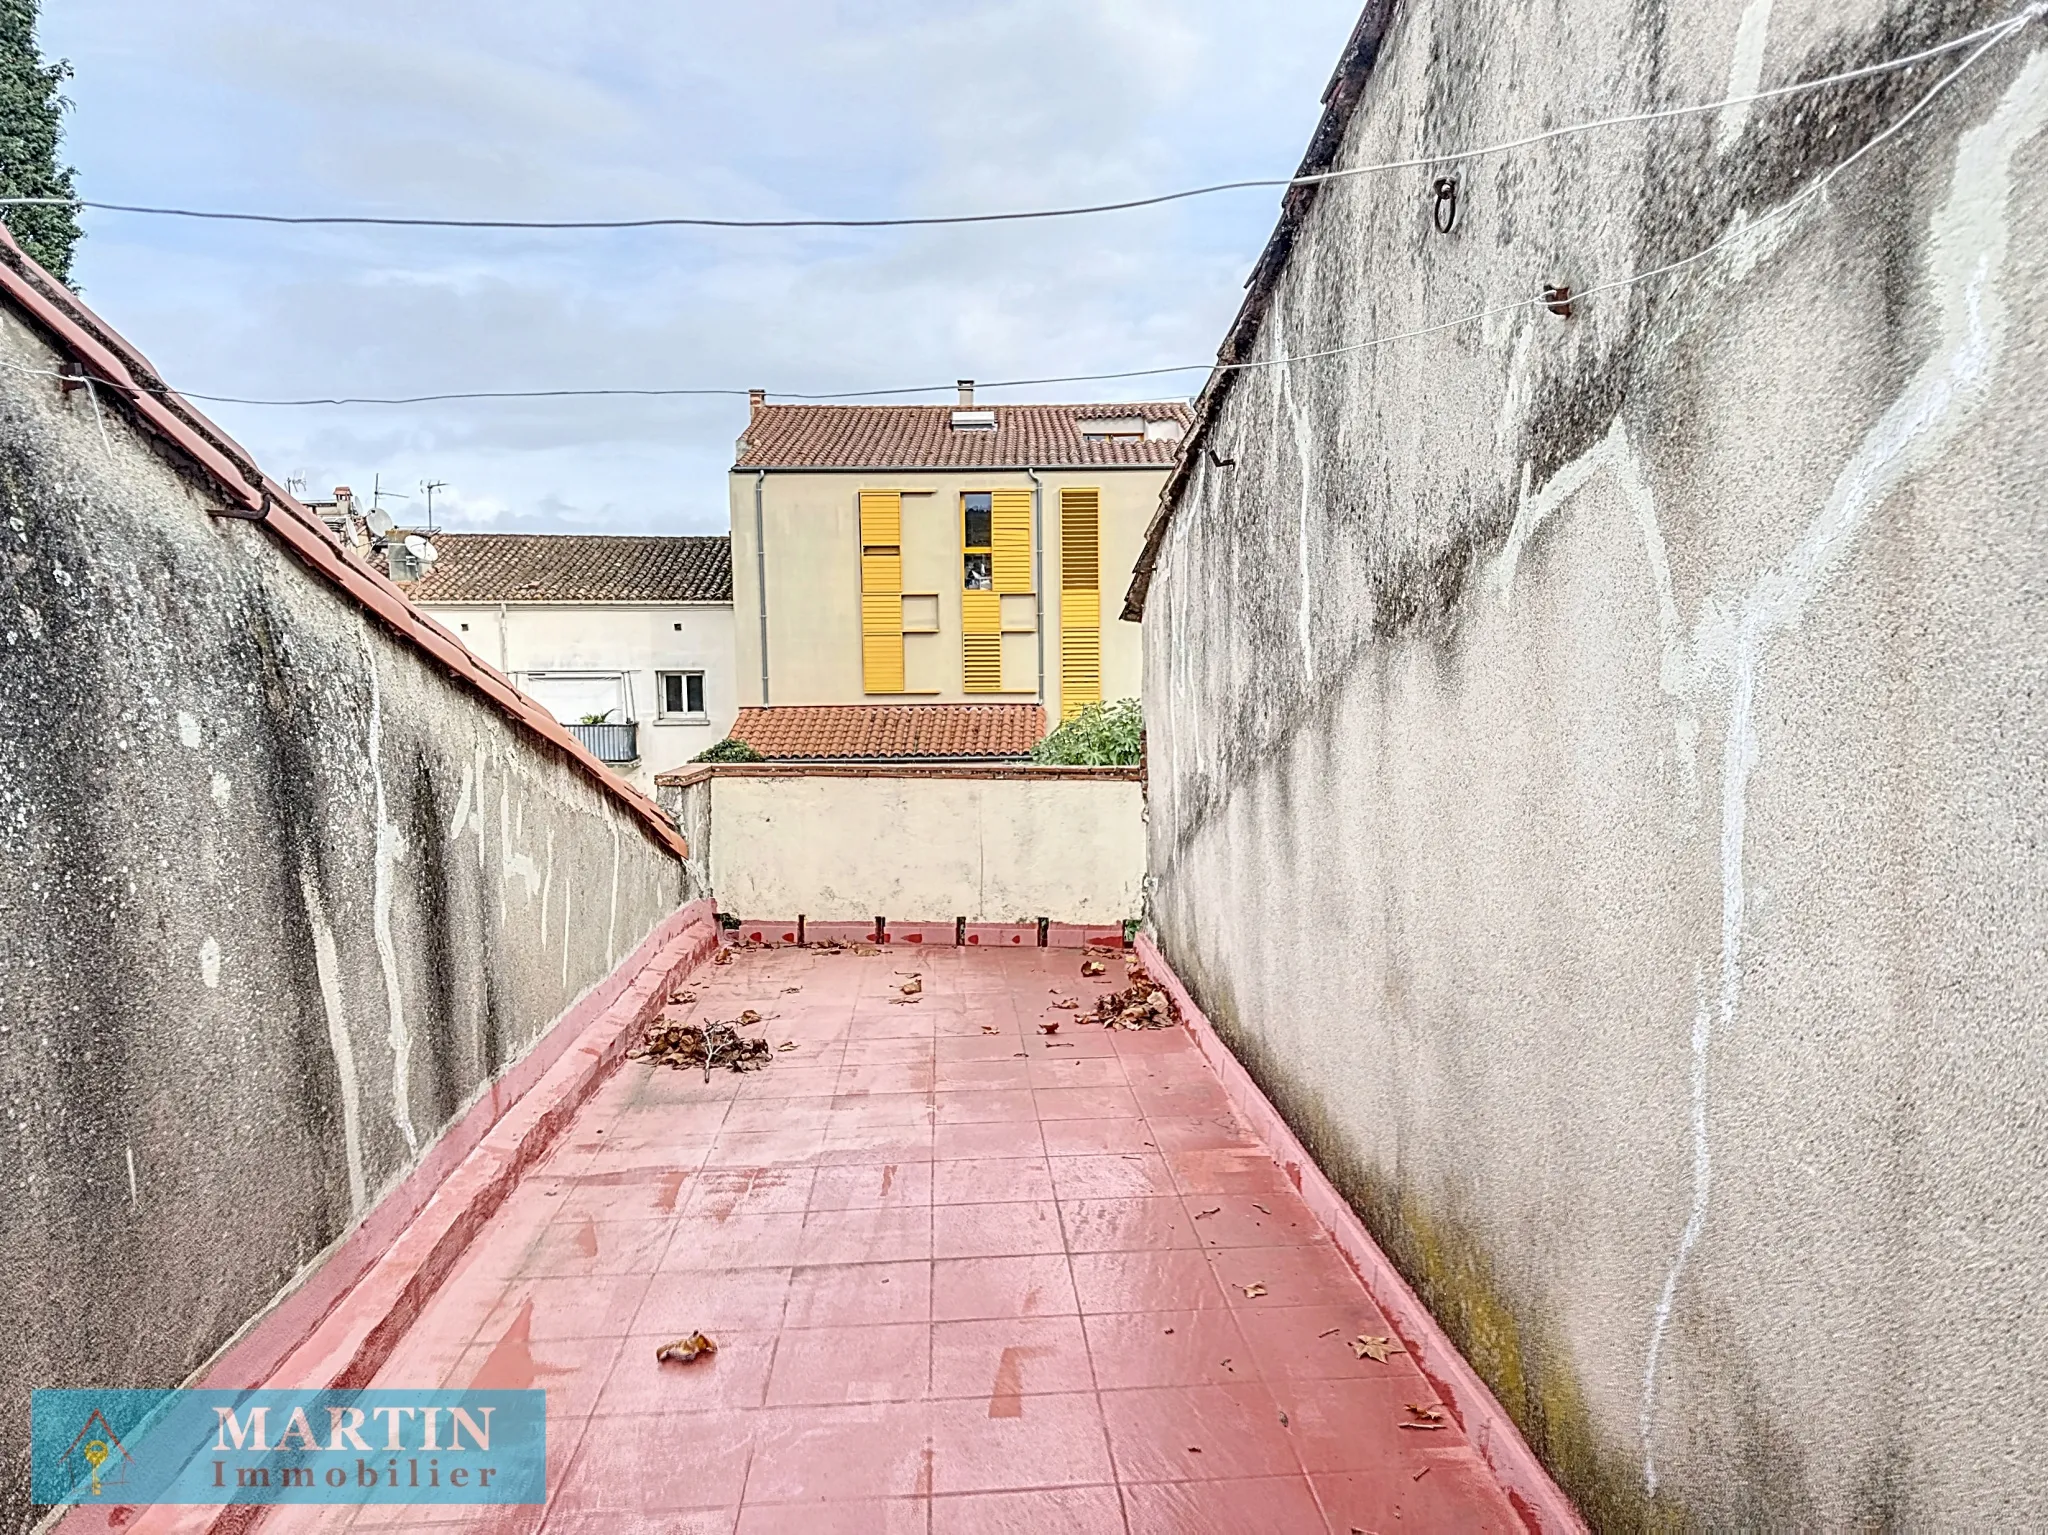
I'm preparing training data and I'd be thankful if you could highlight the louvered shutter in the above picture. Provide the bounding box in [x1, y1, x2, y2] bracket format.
[858, 490, 904, 694]
[1058, 488, 1102, 719]
[991, 488, 1033, 594]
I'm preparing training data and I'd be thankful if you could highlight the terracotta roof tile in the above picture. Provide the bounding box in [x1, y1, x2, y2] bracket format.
[403, 534, 731, 603]
[731, 704, 1045, 761]
[736, 402, 1193, 470]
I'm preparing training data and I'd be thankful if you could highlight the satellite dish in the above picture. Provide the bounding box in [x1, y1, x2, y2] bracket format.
[367, 508, 395, 536]
[404, 533, 438, 564]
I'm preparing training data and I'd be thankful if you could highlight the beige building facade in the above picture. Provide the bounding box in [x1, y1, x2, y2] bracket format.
[730, 389, 1188, 727]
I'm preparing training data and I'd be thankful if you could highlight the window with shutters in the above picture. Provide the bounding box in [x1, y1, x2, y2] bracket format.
[1059, 487, 1102, 720]
[859, 490, 905, 694]
[961, 489, 1032, 693]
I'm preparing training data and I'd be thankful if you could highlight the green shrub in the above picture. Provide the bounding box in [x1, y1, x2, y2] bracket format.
[1032, 698, 1141, 766]
[692, 737, 765, 764]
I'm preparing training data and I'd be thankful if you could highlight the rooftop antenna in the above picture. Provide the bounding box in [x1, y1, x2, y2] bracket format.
[370, 473, 410, 516]
[421, 479, 448, 534]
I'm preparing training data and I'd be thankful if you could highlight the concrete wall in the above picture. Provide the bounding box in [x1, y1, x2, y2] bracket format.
[731, 466, 1158, 716]
[658, 768, 1145, 924]
[1141, 2, 2048, 1527]
[0, 307, 685, 1523]
[416, 599, 740, 786]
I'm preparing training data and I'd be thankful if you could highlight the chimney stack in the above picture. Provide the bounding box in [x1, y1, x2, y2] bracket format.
[748, 388, 766, 413]
[957, 380, 974, 408]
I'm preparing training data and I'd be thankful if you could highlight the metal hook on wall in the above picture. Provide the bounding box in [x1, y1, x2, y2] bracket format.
[1432, 177, 1458, 234]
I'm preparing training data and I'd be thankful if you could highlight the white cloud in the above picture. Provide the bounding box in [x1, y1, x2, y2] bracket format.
[44, 0, 1362, 534]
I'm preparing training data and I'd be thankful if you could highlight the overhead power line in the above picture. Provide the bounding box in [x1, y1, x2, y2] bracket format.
[0, 10, 2033, 235]
[9, 7, 2032, 416]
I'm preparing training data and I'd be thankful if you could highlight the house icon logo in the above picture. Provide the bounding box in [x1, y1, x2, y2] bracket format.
[58, 1408, 134, 1498]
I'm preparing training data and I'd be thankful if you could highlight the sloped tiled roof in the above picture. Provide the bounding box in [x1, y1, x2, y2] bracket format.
[403, 534, 732, 603]
[736, 403, 1193, 470]
[731, 704, 1046, 761]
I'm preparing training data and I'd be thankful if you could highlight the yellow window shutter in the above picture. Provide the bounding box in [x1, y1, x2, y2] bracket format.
[961, 589, 1001, 693]
[858, 490, 904, 694]
[1058, 488, 1102, 719]
[859, 490, 901, 549]
[991, 488, 1033, 594]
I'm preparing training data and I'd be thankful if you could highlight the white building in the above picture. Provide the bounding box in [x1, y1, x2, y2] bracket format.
[402, 533, 737, 788]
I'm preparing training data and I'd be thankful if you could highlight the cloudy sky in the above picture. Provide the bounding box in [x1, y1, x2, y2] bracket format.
[42, 1, 1362, 535]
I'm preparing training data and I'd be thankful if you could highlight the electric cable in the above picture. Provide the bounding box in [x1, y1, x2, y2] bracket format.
[9, 7, 2030, 413]
[0, 7, 2033, 235]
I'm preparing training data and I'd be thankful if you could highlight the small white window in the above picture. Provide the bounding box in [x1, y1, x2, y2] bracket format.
[658, 671, 708, 721]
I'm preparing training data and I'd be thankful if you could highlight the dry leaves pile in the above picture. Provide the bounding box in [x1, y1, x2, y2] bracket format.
[1089, 967, 1176, 1030]
[633, 1015, 773, 1073]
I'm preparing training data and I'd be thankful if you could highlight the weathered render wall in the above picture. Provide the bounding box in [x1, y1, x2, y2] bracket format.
[0, 309, 683, 1523]
[1143, 2, 2048, 1527]
[658, 769, 1145, 924]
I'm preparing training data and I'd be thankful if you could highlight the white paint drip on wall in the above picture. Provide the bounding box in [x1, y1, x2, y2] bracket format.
[560, 873, 574, 986]
[540, 828, 555, 949]
[1716, 0, 1775, 152]
[448, 762, 474, 840]
[198, 936, 221, 988]
[358, 617, 418, 1156]
[125, 1145, 138, 1209]
[1636, 56, 2045, 1495]
[605, 815, 622, 968]
[499, 781, 542, 905]
[1278, 315, 1318, 687]
[298, 859, 368, 1217]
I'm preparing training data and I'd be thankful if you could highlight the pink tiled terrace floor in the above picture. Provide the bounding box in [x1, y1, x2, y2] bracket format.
[266, 945, 1520, 1532]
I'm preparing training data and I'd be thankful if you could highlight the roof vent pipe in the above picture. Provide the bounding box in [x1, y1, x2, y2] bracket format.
[957, 380, 974, 408]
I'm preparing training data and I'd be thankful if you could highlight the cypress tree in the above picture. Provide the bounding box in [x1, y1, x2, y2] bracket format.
[0, 0, 79, 280]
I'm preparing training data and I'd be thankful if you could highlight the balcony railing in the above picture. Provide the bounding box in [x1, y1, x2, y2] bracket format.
[565, 720, 639, 763]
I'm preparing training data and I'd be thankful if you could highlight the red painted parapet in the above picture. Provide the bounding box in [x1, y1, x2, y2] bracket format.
[53, 900, 721, 1535]
[1136, 934, 1589, 1535]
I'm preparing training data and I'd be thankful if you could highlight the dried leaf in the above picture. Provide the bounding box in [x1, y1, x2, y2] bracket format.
[900, 978, 923, 996]
[1404, 1403, 1445, 1424]
[637, 1018, 774, 1074]
[1081, 959, 1106, 977]
[888, 996, 922, 1006]
[669, 989, 698, 1005]
[738, 1009, 762, 1025]
[1052, 997, 1079, 1010]
[712, 949, 733, 966]
[1351, 1335, 1401, 1363]
[852, 944, 880, 955]
[776, 1041, 798, 1052]
[1237, 1283, 1267, 1298]
[1278, 1410, 1289, 1427]
[655, 1331, 718, 1365]
[1038, 1021, 1061, 1035]
[981, 1025, 1001, 1035]
[783, 986, 802, 994]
